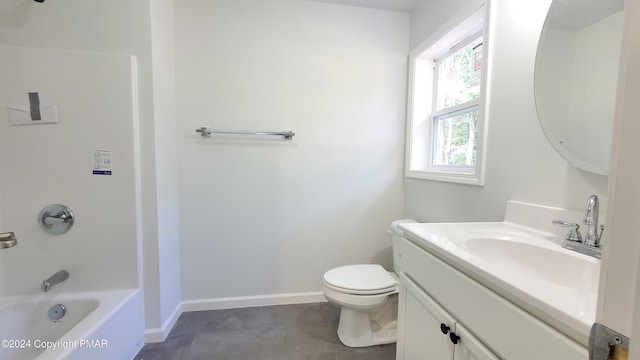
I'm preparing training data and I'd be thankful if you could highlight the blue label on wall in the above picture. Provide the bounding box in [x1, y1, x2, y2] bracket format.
[93, 150, 112, 175]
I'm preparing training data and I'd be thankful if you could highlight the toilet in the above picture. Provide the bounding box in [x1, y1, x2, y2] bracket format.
[322, 220, 415, 347]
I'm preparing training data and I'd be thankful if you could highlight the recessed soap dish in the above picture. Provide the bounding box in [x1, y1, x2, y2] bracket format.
[0, 232, 17, 249]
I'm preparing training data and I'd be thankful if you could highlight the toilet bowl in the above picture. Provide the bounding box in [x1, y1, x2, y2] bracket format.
[322, 220, 415, 348]
[323, 264, 399, 347]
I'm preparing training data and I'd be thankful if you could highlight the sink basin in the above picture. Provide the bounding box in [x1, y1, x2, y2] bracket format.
[397, 221, 601, 343]
[464, 238, 599, 293]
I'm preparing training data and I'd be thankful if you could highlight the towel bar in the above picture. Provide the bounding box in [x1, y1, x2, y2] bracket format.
[196, 127, 295, 140]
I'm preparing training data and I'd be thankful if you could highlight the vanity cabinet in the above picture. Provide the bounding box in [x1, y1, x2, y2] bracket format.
[393, 236, 589, 360]
[399, 272, 499, 360]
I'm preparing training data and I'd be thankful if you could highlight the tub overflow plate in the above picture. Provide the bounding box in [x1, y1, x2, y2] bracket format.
[48, 304, 67, 321]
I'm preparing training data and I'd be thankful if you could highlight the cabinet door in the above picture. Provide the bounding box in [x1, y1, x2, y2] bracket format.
[453, 323, 500, 360]
[398, 273, 456, 359]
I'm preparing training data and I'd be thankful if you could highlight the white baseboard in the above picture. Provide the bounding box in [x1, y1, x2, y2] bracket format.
[144, 301, 183, 343]
[181, 291, 326, 312]
[144, 292, 326, 343]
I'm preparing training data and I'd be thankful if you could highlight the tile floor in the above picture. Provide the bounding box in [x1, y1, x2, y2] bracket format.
[134, 302, 395, 360]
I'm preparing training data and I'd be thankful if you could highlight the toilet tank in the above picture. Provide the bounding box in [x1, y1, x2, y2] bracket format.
[389, 219, 416, 274]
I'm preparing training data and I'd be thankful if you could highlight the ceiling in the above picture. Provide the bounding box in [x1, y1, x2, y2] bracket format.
[309, 0, 624, 24]
[307, 0, 419, 12]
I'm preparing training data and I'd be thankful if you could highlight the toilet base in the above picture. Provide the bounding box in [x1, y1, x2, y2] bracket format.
[336, 295, 398, 347]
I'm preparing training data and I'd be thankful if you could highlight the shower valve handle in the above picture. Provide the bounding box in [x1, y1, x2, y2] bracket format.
[44, 212, 69, 225]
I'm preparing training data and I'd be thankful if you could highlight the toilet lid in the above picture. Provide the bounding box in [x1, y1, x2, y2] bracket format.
[323, 264, 397, 293]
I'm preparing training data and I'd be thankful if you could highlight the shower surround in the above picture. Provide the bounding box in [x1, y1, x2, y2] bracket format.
[0, 45, 144, 358]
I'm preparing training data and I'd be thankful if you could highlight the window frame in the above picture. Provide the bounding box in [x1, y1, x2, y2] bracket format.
[405, 1, 492, 186]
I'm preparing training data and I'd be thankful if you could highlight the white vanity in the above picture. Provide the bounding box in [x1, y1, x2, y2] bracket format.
[392, 201, 598, 359]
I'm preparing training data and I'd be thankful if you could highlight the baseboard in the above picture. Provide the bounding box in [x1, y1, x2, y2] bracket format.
[144, 301, 183, 343]
[181, 291, 326, 312]
[144, 292, 325, 343]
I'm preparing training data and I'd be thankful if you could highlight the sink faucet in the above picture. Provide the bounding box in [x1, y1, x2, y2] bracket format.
[552, 194, 604, 259]
[583, 195, 601, 247]
[41, 270, 69, 292]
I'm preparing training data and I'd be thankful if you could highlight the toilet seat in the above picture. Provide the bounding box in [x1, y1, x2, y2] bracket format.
[323, 282, 397, 295]
[323, 264, 398, 295]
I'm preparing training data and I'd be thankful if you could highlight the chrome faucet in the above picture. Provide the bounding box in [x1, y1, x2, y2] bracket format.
[553, 194, 604, 259]
[583, 195, 601, 247]
[41, 270, 69, 292]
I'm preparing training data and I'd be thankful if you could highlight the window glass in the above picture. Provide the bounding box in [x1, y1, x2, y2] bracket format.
[433, 107, 479, 166]
[436, 36, 483, 112]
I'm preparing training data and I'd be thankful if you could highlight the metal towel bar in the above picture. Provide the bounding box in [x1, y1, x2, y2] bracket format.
[196, 127, 295, 140]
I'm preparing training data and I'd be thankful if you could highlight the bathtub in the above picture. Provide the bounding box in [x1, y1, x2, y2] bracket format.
[0, 289, 143, 360]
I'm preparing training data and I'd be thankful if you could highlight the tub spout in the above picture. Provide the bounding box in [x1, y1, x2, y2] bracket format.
[41, 270, 69, 292]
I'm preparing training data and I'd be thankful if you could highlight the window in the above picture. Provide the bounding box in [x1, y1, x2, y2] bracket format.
[406, 4, 490, 185]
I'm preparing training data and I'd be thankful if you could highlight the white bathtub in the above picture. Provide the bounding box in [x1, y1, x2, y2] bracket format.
[0, 289, 144, 360]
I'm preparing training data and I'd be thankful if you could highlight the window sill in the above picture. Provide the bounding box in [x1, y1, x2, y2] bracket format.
[405, 169, 485, 186]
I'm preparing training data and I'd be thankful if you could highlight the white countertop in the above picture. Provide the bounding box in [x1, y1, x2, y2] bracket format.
[398, 221, 599, 346]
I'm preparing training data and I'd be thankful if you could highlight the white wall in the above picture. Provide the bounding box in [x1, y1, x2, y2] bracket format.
[0, 0, 180, 337]
[175, 0, 408, 302]
[147, 0, 182, 339]
[405, 0, 608, 223]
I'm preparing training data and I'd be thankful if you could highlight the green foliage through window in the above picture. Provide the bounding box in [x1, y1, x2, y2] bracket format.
[432, 35, 482, 167]
[433, 108, 478, 166]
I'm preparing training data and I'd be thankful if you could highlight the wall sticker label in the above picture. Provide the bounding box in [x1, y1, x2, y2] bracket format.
[93, 150, 112, 175]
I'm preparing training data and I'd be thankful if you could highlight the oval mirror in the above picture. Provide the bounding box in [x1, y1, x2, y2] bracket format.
[534, 0, 625, 175]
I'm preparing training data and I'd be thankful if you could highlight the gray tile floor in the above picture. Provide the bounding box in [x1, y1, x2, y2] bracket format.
[134, 302, 395, 360]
